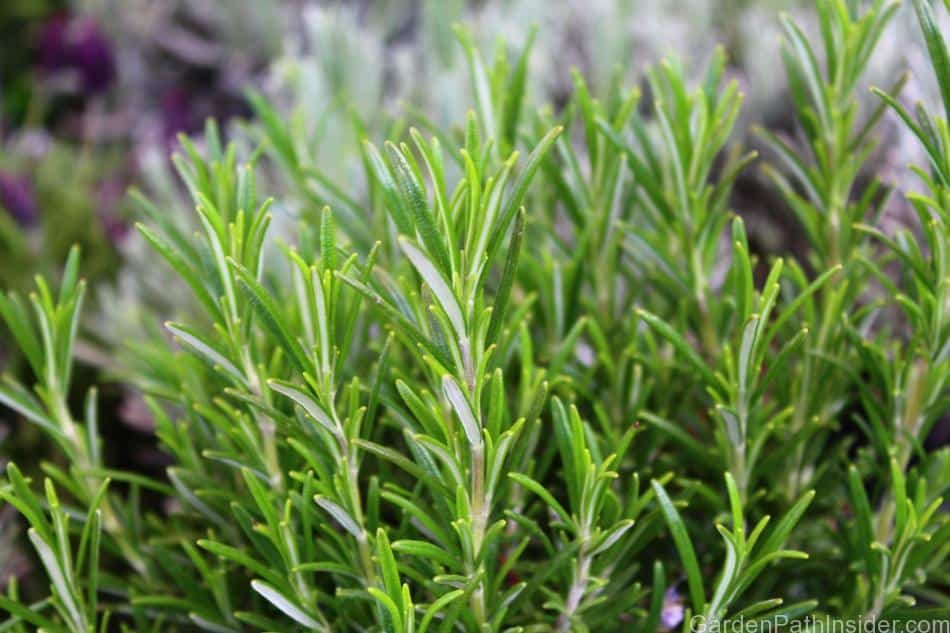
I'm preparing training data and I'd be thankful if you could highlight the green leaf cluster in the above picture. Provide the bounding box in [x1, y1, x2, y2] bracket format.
[1, 2, 948, 631]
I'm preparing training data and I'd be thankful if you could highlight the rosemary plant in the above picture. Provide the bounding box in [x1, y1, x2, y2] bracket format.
[1, 2, 948, 631]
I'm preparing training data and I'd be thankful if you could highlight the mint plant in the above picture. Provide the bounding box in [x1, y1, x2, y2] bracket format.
[1, 2, 948, 631]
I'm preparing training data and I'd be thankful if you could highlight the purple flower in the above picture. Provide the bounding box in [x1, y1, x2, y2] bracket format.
[37, 13, 116, 94]
[661, 587, 685, 630]
[161, 88, 195, 143]
[159, 87, 252, 147]
[0, 171, 39, 227]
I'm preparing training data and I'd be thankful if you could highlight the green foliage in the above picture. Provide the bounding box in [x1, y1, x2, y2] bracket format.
[1, 2, 948, 631]
[0, 146, 120, 298]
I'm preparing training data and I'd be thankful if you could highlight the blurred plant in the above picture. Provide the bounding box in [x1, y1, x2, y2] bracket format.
[36, 11, 115, 96]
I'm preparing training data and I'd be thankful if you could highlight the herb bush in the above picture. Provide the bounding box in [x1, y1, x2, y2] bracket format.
[1, 1, 949, 630]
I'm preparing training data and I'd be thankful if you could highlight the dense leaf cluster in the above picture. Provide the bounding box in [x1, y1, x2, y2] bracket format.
[1, 1, 948, 631]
